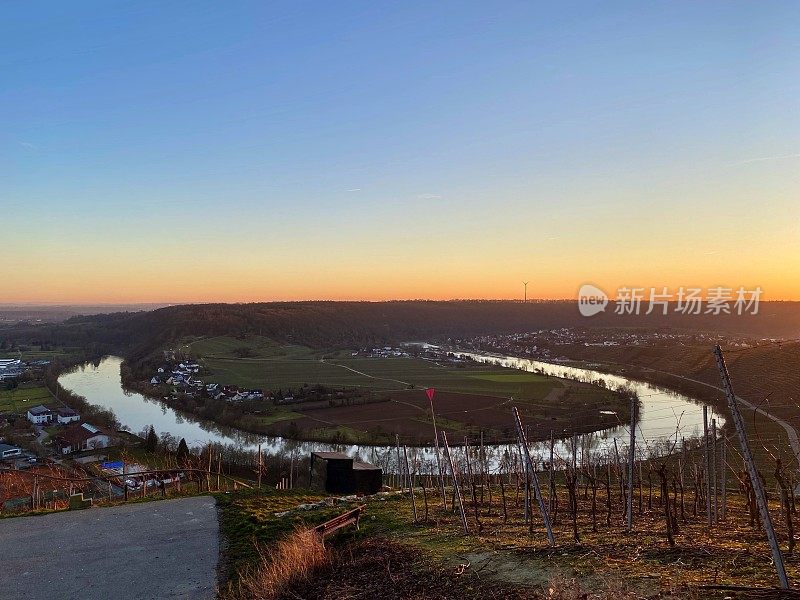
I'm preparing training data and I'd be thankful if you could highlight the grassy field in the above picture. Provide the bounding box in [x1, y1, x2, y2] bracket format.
[189, 336, 561, 397]
[0, 383, 53, 413]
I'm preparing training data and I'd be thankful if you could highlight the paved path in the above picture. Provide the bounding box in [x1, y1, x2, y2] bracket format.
[0, 496, 219, 600]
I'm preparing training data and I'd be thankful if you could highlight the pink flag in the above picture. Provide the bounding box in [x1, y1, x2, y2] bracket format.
[425, 388, 435, 402]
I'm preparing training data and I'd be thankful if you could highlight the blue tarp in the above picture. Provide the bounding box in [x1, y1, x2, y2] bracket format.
[100, 461, 123, 469]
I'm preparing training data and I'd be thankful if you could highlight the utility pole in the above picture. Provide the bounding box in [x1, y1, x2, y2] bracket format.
[627, 396, 636, 532]
[512, 407, 555, 545]
[523, 281, 529, 302]
[703, 406, 712, 526]
[714, 345, 788, 589]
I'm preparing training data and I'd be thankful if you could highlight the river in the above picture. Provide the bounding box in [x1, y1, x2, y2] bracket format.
[58, 353, 724, 465]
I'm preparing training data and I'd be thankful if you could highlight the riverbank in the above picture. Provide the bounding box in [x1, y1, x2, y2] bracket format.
[59, 350, 715, 460]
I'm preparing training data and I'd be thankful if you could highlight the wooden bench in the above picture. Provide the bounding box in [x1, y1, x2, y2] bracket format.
[312, 505, 365, 544]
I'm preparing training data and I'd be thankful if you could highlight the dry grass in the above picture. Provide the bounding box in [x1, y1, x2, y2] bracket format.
[226, 527, 329, 600]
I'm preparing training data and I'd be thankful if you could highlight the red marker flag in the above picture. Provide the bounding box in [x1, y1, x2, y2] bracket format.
[425, 388, 435, 402]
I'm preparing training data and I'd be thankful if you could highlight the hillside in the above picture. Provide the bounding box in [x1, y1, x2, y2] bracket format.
[3, 301, 800, 361]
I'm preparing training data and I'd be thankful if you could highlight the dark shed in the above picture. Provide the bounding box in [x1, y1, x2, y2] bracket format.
[310, 452, 382, 495]
[352, 461, 382, 495]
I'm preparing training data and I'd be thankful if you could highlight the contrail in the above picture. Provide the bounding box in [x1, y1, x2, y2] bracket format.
[728, 152, 800, 166]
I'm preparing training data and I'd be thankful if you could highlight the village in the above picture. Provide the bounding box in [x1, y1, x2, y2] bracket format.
[0, 355, 194, 511]
[453, 328, 761, 362]
[145, 345, 416, 407]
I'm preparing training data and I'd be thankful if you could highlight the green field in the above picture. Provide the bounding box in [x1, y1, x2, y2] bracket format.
[189, 336, 562, 400]
[0, 384, 53, 413]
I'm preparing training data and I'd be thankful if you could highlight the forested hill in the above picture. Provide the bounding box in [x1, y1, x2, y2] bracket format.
[3, 300, 800, 359]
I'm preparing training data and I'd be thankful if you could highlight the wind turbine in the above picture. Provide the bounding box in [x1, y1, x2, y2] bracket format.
[523, 281, 529, 303]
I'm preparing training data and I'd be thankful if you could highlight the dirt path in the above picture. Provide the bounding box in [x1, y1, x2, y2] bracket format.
[324, 360, 413, 387]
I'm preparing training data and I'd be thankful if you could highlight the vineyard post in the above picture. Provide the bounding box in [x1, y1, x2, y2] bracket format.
[480, 430, 487, 504]
[712, 418, 718, 524]
[441, 431, 469, 534]
[403, 445, 417, 523]
[703, 406, 712, 526]
[613, 438, 625, 512]
[257, 444, 262, 489]
[714, 345, 789, 589]
[627, 395, 636, 532]
[572, 432, 577, 471]
[680, 437, 686, 492]
[549, 429, 555, 513]
[395, 434, 403, 490]
[721, 436, 727, 520]
[426, 388, 447, 510]
[512, 407, 555, 546]
[518, 442, 530, 524]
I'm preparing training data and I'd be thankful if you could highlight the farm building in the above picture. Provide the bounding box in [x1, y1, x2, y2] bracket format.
[309, 451, 382, 495]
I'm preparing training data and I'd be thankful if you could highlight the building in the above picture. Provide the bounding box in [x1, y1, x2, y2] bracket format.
[0, 443, 22, 460]
[53, 423, 112, 455]
[26, 405, 53, 425]
[309, 452, 382, 495]
[56, 407, 80, 425]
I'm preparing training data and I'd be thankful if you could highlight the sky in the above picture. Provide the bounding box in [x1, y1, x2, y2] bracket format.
[2, 1, 799, 303]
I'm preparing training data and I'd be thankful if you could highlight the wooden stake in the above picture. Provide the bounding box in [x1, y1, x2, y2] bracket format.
[703, 406, 712, 526]
[714, 345, 789, 589]
[403, 445, 417, 523]
[712, 418, 718, 524]
[627, 395, 636, 532]
[512, 407, 555, 546]
[441, 431, 468, 534]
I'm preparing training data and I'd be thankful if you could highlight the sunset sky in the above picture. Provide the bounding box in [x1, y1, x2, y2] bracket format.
[3, 2, 799, 303]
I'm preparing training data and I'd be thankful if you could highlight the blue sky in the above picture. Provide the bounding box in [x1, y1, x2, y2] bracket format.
[3, 2, 799, 302]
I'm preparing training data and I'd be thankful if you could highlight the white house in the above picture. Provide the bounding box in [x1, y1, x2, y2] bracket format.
[56, 407, 81, 425]
[27, 405, 53, 425]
